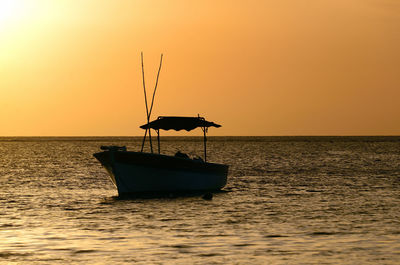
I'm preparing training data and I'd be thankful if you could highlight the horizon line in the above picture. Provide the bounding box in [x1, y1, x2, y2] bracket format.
[1, 135, 399, 138]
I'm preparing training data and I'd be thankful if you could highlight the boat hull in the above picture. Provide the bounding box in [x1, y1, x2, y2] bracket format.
[93, 151, 228, 196]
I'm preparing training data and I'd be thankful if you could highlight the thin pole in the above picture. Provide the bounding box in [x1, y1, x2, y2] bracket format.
[148, 54, 163, 117]
[203, 127, 207, 162]
[141, 52, 153, 153]
[141, 53, 163, 153]
[149, 54, 163, 155]
[140, 129, 147, 152]
[157, 129, 160, 154]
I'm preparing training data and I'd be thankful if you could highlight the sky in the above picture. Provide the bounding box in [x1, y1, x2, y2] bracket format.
[0, 0, 399, 136]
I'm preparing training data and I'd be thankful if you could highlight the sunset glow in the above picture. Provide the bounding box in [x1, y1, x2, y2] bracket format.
[1, 0, 399, 136]
[3, 0, 28, 20]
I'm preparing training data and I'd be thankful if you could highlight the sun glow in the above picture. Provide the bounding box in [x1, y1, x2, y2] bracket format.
[0, 0, 399, 136]
[0, 0, 27, 25]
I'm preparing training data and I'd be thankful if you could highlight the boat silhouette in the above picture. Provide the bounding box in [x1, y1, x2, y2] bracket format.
[93, 53, 228, 197]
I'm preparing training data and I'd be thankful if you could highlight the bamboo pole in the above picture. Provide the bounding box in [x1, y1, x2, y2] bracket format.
[140, 128, 148, 152]
[148, 54, 163, 116]
[140, 53, 163, 153]
[140, 52, 153, 153]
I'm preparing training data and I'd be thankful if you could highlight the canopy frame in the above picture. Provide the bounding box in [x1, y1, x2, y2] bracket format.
[140, 116, 221, 162]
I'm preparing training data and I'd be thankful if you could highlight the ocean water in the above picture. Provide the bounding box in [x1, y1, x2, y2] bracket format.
[0, 136, 399, 264]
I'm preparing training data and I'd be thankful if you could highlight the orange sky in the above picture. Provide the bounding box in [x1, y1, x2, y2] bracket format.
[1, 0, 399, 136]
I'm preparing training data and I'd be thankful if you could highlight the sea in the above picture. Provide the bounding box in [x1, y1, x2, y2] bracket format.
[0, 136, 399, 264]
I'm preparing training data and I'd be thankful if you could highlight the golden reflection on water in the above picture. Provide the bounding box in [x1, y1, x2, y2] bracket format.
[0, 137, 399, 264]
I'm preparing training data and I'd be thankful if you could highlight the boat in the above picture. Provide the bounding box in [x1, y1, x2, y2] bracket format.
[93, 116, 229, 197]
[93, 53, 228, 197]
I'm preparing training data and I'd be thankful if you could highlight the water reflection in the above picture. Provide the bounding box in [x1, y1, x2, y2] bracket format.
[0, 137, 399, 264]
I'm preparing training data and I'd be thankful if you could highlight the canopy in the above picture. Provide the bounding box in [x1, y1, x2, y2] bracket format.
[140, 116, 221, 131]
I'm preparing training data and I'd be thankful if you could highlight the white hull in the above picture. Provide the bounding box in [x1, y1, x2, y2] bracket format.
[94, 151, 228, 196]
[111, 161, 226, 194]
